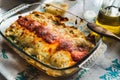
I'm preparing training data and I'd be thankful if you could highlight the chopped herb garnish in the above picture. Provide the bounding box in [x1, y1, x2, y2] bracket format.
[7, 36, 15, 42]
[53, 20, 59, 25]
[31, 54, 37, 58]
[69, 30, 74, 34]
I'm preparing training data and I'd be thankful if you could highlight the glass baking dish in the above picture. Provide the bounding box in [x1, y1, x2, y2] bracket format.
[0, 3, 105, 77]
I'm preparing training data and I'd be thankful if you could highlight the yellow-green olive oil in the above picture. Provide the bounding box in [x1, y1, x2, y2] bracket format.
[96, 10, 120, 36]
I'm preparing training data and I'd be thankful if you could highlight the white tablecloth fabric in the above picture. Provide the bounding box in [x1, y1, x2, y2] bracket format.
[0, 0, 120, 80]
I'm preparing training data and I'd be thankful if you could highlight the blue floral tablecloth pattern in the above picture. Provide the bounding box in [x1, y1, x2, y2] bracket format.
[1, 43, 120, 80]
[100, 59, 120, 80]
[1, 0, 120, 80]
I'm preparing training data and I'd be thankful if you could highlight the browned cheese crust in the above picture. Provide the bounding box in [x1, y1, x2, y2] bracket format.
[5, 11, 94, 68]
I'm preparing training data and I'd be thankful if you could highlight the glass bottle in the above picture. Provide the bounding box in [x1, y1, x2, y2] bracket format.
[95, 0, 120, 36]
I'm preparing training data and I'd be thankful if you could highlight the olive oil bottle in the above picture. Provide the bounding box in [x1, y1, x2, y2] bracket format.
[95, 0, 120, 36]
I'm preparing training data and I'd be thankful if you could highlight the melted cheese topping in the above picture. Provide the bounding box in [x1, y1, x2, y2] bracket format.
[5, 11, 94, 68]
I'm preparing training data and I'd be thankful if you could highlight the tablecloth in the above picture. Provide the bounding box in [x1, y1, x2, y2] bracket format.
[0, 0, 120, 80]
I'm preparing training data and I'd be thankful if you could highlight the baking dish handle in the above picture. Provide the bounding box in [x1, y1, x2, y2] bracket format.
[0, 3, 29, 22]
